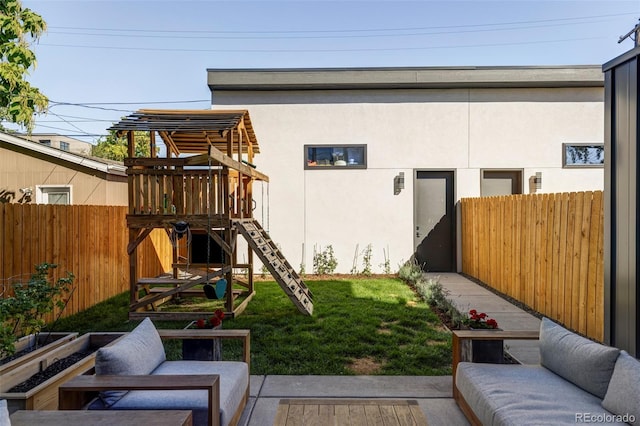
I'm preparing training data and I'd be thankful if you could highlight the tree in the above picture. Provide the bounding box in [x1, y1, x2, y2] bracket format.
[0, 0, 48, 132]
[92, 129, 152, 160]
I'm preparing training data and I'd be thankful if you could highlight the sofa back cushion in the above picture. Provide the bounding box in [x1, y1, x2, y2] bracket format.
[539, 318, 619, 399]
[94, 317, 166, 406]
[0, 399, 10, 426]
[602, 351, 640, 425]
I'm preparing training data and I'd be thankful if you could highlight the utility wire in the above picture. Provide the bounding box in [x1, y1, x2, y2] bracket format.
[48, 11, 636, 35]
[40, 36, 606, 54]
[46, 20, 615, 40]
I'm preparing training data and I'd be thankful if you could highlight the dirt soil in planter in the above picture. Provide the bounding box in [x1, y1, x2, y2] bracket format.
[0, 335, 63, 366]
[8, 349, 97, 393]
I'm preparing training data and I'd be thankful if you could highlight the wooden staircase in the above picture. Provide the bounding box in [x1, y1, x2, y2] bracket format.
[234, 219, 313, 315]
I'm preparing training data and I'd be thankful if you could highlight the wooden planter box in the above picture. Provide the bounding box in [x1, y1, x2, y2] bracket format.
[0, 332, 125, 414]
[0, 332, 78, 376]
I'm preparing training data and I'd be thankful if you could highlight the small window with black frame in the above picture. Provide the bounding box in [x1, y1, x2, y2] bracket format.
[305, 144, 367, 169]
[563, 143, 604, 168]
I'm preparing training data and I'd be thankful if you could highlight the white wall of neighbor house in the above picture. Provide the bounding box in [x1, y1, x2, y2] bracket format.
[213, 86, 604, 273]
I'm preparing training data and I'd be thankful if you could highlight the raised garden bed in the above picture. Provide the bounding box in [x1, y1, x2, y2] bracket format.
[0, 332, 78, 375]
[0, 332, 125, 414]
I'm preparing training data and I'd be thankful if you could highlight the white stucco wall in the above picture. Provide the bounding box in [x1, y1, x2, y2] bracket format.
[213, 86, 604, 273]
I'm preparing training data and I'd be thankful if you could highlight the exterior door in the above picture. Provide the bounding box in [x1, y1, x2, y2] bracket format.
[414, 171, 455, 272]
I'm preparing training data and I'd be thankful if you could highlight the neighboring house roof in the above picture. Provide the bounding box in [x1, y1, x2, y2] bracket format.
[0, 131, 126, 179]
[207, 65, 604, 91]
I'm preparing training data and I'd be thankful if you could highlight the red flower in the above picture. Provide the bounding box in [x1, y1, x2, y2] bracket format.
[486, 319, 498, 329]
[193, 309, 225, 329]
[466, 309, 499, 329]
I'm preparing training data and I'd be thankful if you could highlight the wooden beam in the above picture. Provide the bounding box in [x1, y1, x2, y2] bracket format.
[127, 227, 154, 255]
[207, 146, 269, 182]
[159, 131, 180, 157]
[150, 131, 157, 158]
[127, 131, 135, 158]
[130, 266, 230, 311]
[207, 228, 232, 255]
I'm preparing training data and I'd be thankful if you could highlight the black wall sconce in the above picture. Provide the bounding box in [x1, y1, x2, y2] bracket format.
[394, 172, 405, 195]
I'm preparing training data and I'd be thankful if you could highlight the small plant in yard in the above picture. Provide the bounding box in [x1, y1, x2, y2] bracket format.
[380, 247, 391, 274]
[361, 244, 372, 276]
[0, 263, 75, 358]
[464, 309, 499, 329]
[313, 245, 338, 274]
[260, 263, 270, 278]
[417, 276, 447, 306]
[397, 258, 424, 285]
[193, 308, 225, 329]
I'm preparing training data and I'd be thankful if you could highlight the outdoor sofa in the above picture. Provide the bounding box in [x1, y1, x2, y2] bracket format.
[58, 317, 250, 426]
[453, 318, 640, 425]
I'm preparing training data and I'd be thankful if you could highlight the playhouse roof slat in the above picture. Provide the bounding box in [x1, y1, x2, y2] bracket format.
[109, 109, 259, 155]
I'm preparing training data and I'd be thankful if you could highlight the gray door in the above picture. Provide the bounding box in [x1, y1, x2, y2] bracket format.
[414, 171, 455, 272]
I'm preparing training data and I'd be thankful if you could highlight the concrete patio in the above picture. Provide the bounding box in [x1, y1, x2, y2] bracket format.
[238, 273, 541, 425]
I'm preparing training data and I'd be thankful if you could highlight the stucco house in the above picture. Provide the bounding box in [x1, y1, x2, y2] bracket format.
[0, 131, 127, 205]
[21, 133, 93, 156]
[207, 66, 604, 273]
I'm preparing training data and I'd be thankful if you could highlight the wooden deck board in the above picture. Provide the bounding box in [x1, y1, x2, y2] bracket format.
[275, 399, 428, 426]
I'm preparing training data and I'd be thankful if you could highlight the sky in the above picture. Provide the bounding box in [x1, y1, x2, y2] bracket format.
[10, 0, 640, 143]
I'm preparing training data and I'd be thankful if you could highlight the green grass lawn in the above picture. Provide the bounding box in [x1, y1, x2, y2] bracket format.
[49, 277, 452, 375]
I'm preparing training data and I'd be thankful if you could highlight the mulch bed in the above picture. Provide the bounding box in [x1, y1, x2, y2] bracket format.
[7, 349, 96, 393]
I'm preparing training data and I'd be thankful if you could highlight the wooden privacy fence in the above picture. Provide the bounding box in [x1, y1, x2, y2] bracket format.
[461, 191, 604, 342]
[0, 204, 173, 322]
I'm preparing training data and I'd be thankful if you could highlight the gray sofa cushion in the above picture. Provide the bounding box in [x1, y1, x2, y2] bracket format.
[456, 363, 621, 425]
[602, 351, 640, 425]
[94, 317, 166, 406]
[539, 317, 619, 399]
[0, 400, 10, 426]
[107, 361, 248, 426]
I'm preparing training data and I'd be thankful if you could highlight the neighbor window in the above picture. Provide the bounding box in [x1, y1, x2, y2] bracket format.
[36, 185, 72, 205]
[60, 141, 70, 151]
[304, 144, 367, 169]
[39, 139, 51, 146]
[563, 143, 604, 168]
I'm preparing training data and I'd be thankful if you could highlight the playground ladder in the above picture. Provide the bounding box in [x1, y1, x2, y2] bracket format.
[234, 219, 314, 315]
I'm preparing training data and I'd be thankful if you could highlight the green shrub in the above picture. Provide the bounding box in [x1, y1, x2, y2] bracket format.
[397, 258, 424, 285]
[0, 263, 75, 358]
[313, 245, 338, 274]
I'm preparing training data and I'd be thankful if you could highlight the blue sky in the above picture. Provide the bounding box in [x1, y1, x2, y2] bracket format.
[13, 0, 640, 142]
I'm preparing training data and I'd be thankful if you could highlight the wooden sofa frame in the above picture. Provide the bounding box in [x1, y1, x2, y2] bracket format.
[452, 329, 540, 426]
[59, 329, 251, 426]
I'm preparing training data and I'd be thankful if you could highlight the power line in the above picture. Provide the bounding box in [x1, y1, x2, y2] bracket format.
[46, 20, 616, 41]
[40, 36, 607, 54]
[48, 12, 636, 35]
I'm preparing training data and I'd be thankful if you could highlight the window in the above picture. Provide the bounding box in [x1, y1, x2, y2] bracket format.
[481, 170, 523, 196]
[60, 141, 70, 151]
[36, 185, 72, 205]
[305, 144, 367, 169]
[39, 139, 51, 146]
[563, 143, 604, 168]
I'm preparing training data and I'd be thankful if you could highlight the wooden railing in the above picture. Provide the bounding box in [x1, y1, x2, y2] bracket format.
[0, 204, 173, 322]
[461, 191, 604, 341]
[129, 167, 252, 219]
[129, 168, 225, 216]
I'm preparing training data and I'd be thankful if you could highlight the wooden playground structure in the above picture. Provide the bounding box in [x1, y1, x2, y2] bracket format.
[111, 109, 313, 320]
